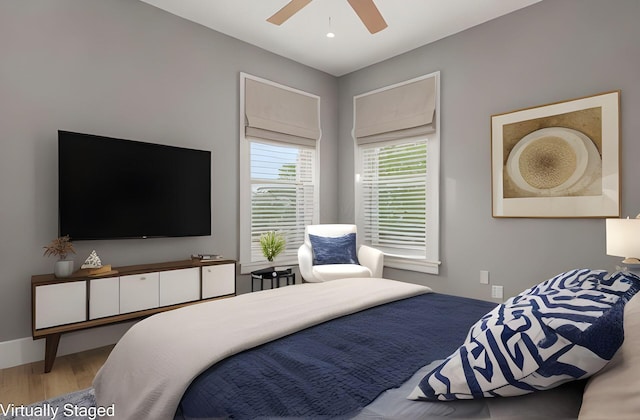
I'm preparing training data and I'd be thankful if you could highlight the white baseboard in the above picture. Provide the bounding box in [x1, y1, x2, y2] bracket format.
[0, 337, 45, 369]
[0, 322, 136, 370]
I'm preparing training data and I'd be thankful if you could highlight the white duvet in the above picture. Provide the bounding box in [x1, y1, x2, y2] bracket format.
[93, 277, 430, 420]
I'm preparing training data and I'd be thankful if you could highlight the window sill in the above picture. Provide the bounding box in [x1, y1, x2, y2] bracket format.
[384, 255, 440, 275]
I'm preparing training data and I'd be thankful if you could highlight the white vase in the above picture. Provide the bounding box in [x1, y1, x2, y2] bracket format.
[54, 260, 74, 278]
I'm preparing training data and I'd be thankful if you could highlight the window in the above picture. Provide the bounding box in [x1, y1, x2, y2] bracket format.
[240, 73, 320, 272]
[359, 139, 427, 257]
[248, 140, 316, 263]
[354, 73, 440, 274]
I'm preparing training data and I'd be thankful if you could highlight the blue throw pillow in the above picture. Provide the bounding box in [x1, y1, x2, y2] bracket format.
[409, 269, 640, 401]
[309, 233, 360, 265]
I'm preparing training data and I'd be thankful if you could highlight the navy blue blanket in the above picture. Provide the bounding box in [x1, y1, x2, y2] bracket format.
[177, 293, 496, 419]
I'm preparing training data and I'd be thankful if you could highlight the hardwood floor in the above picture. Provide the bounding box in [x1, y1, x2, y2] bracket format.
[0, 345, 113, 406]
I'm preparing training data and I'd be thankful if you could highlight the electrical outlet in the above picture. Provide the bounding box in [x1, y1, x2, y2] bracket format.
[480, 270, 490, 284]
[491, 285, 503, 299]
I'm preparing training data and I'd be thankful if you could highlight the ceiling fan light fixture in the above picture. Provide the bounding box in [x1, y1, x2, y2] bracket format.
[267, 0, 387, 35]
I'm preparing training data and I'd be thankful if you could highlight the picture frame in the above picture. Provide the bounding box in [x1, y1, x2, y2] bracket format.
[491, 91, 620, 218]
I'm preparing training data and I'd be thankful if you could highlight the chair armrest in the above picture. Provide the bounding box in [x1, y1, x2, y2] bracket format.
[358, 245, 384, 278]
[297, 244, 317, 282]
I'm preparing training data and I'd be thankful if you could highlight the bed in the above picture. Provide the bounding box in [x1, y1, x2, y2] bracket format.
[92, 270, 640, 419]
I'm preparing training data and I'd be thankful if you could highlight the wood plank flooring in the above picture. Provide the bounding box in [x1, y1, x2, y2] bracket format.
[0, 345, 113, 406]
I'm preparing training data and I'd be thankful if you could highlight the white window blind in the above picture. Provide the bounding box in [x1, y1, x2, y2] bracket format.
[249, 140, 316, 263]
[359, 140, 427, 258]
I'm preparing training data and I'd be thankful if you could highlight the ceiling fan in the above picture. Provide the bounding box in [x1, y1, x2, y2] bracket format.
[267, 0, 388, 34]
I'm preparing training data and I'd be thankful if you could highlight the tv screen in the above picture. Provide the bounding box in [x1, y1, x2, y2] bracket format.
[58, 131, 211, 240]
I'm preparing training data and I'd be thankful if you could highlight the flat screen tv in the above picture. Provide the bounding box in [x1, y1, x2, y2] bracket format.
[58, 130, 211, 240]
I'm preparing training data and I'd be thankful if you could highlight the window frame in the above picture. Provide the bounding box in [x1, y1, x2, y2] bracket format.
[239, 73, 320, 273]
[353, 73, 440, 274]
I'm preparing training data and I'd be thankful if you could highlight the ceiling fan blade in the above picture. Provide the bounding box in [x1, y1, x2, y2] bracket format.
[347, 0, 387, 34]
[267, 0, 313, 26]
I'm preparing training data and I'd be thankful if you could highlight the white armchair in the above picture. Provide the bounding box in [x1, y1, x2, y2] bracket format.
[297, 224, 384, 282]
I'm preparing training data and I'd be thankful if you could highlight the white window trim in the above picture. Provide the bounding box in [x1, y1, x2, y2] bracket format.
[239, 73, 320, 274]
[353, 72, 441, 274]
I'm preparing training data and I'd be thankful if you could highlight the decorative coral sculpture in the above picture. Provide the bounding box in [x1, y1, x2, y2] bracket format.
[81, 250, 103, 269]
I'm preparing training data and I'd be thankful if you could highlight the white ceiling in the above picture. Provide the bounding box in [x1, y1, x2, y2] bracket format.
[140, 0, 542, 76]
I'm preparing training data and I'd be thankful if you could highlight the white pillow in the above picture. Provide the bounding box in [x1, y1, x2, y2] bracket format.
[409, 269, 640, 401]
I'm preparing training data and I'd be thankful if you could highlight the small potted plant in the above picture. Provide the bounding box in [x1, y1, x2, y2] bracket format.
[259, 231, 286, 263]
[43, 235, 76, 278]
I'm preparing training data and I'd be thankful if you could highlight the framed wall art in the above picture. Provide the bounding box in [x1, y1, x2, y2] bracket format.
[491, 91, 620, 218]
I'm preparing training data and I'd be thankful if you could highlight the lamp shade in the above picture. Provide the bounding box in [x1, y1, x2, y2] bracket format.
[606, 218, 640, 262]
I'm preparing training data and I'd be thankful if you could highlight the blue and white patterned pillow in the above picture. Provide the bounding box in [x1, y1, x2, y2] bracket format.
[409, 269, 640, 401]
[309, 233, 360, 265]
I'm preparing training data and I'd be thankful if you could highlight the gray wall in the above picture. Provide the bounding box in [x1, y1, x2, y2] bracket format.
[1, 0, 639, 345]
[0, 0, 338, 342]
[337, 0, 640, 300]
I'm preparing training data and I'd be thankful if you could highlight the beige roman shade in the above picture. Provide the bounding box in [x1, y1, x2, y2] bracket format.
[245, 77, 320, 147]
[354, 75, 436, 145]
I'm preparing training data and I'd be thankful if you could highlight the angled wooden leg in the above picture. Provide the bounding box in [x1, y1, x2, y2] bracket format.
[44, 333, 61, 373]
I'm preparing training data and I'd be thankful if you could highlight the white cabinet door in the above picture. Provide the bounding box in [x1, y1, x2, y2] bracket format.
[202, 263, 235, 299]
[159, 267, 200, 307]
[89, 277, 120, 320]
[35, 281, 87, 329]
[119, 272, 159, 314]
